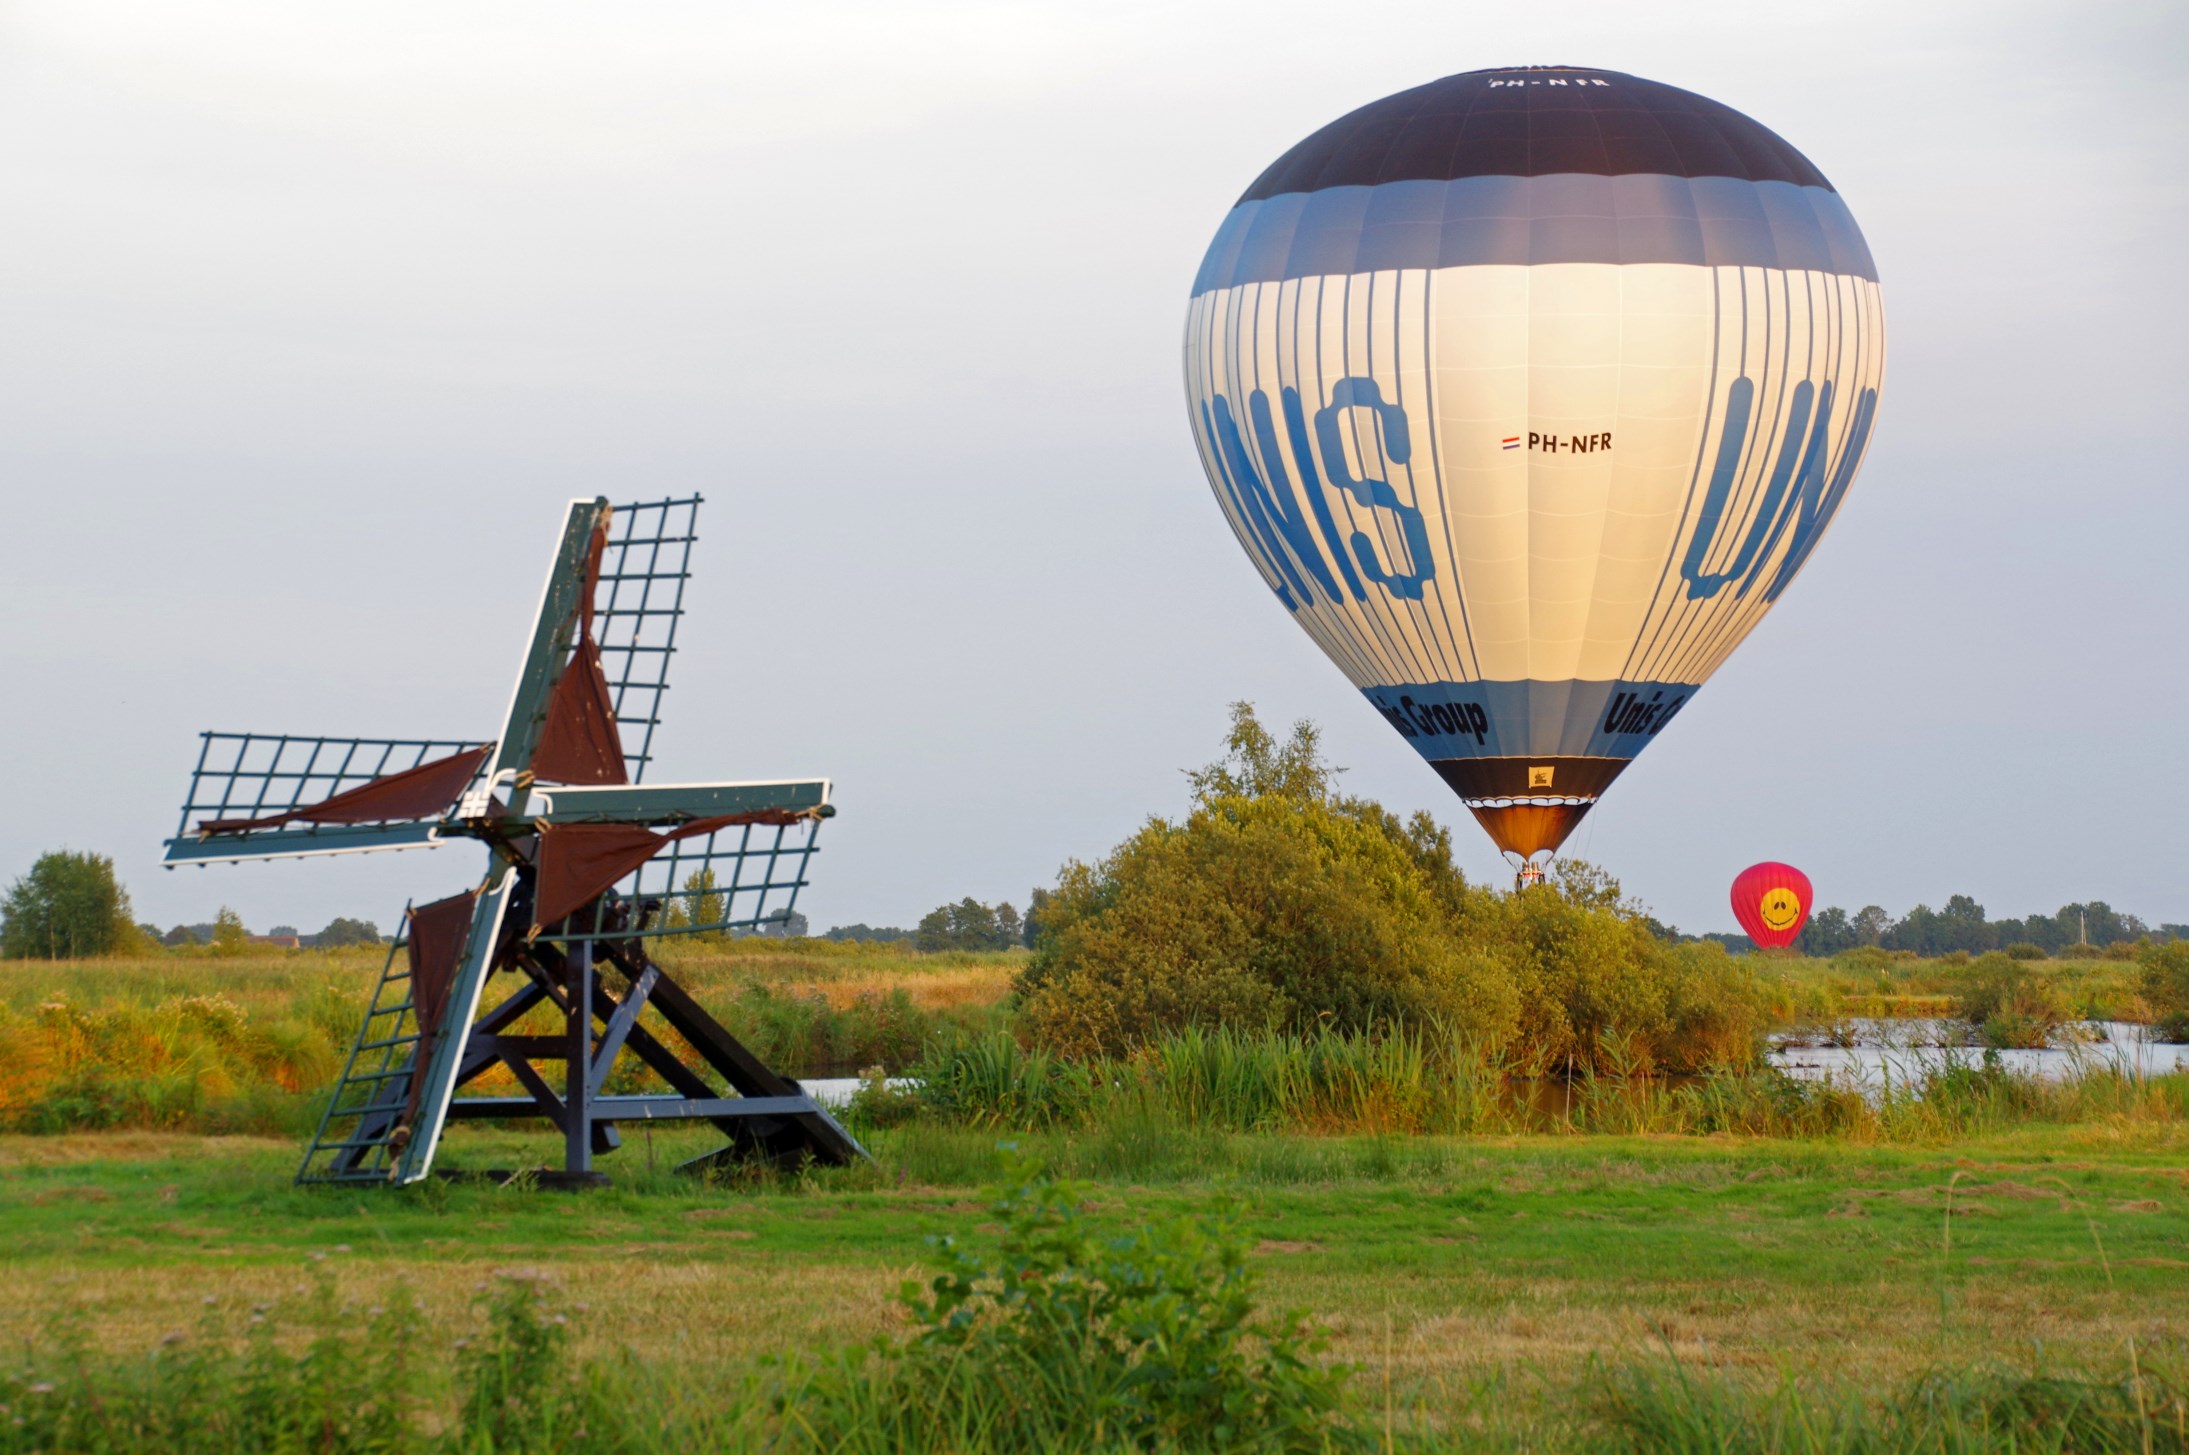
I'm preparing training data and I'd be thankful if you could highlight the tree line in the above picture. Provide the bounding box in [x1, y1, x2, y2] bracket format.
[1799, 895, 2184, 956]
[8, 845, 2184, 965]
[823, 895, 1038, 953]
[1658, 895, 2186, 957]
[0, 849, 394, 959]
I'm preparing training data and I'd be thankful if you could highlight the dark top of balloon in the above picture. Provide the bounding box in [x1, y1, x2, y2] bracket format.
[1240, 67, 1835, 203]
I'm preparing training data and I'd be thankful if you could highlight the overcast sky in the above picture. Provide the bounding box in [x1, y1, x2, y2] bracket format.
[3, 0, 2183, 938]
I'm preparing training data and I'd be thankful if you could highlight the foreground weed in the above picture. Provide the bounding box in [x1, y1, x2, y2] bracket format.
[774, 1152, 1369, 1454]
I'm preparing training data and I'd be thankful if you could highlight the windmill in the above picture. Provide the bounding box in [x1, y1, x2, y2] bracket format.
[164, 496, 866, 1186]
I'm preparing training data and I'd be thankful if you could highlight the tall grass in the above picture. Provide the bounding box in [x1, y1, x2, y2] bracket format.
[0, 952, 998, 1134]
[1586, 1354, 2187, 1454]
[0, 992, 351, 1136]
[894, 1025, 2189, 1144]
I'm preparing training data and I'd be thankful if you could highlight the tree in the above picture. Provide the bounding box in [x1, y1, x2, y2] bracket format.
[1183, 702, 1340, 803]
[316, 917, 383, 948]
[824, 923, 912, 944]
[1022, 887, 1053, 948]
[1851, 905, 1892, 947]
[994, 902, 1022, 945]
[209, 906, 250, 957]
[1, 850, 135, 960]
[753, 907, 809, 939]
[916, 898, 1013, 952]
[1799, 905, 1858, 956]
[686, 868, 726, 935]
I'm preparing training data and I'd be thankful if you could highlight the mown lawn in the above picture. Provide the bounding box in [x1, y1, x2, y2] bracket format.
[5, 1120, 2182, 1421]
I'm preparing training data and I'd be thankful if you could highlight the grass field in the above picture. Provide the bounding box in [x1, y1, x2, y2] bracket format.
[2, 944, 2183, 1449]
[3, 1120, 2184, 1447]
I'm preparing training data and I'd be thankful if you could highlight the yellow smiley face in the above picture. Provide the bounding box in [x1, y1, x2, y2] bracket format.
[1758, 887, 1803, 932]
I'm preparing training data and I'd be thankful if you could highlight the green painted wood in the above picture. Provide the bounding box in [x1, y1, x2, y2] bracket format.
[492, 497, 612, 793]
[163, 821, 446, 866]
[389, 874, 515, 1186]
[523, 778, 830, 825]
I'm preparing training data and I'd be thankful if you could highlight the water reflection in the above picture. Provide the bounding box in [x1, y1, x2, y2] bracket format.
[1768, 1018, 2186, 1084]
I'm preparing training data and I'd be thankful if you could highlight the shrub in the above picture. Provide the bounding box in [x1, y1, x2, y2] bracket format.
[778, 1155, 1364, 1454]
[1015, 708, 1519, 1057]
[2141, 941, 2189, 1042]
[1016, 705, 1761, 1073]
[1457, 881, 1767, 1075]
[1954, 953, 2072, 1049]
[2002, 941, 2047, 960]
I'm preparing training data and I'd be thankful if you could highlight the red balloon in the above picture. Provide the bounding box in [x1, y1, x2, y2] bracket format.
[1731, 862, 1812, 949]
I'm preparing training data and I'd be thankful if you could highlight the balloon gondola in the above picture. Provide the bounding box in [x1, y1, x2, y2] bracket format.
[1181, 67, 1884, 885]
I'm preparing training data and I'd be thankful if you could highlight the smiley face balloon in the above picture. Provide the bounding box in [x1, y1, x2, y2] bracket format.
[1183, 67, 1884, 872]
[1731, 861, 1813, 949]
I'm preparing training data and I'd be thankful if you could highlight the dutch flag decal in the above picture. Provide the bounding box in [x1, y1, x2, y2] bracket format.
[1501, 436, 1521, 450]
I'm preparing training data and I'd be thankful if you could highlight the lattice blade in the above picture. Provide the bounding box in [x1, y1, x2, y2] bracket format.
[165, 733, 484, 867]
[533, 811, 827, 943]
[595, 495, 701, 782]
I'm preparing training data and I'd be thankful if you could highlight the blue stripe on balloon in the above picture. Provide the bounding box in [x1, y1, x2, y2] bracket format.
[1739, 379, 1836, 598]
[1678, 376, 1755, 600]
[1763, 384, 1878, 601]
[1191, 175, 1876, 295]
[1359, 678, 1704, 762]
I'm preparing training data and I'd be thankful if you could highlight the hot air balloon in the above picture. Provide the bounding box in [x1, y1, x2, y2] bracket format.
[1731, 861, 1812, 949]
[1183, 67, 1883, 881]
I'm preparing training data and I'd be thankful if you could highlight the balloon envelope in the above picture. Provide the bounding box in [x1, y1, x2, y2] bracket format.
[1731, 861, 1813, 949]
[1183, 67, 1884, 862]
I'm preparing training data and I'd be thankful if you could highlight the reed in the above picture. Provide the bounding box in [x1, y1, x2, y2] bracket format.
[895, 1025, 2189, 1144]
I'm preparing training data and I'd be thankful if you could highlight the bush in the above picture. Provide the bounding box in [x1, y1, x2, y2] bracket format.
[2002, 941, 2047, 960]
[2142, 941, 2189, 1042]
[1954, 953, 2072, 1049]
[1015, 707, 1520, 1058]
[779, 1155, 1364, 1454]
[1017, 706, 1763, 1074]
[1457, 877, 1768, 1075]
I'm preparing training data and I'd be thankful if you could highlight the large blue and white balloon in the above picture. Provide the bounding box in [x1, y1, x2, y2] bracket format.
[1183, 66, 1884, 866]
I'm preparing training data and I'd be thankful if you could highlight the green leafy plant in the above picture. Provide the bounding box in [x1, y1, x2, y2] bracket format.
[1955, 952, 2073, 1049]
[2141, 941, 2189, 1043]
[779, 1154, 1365, 1453]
